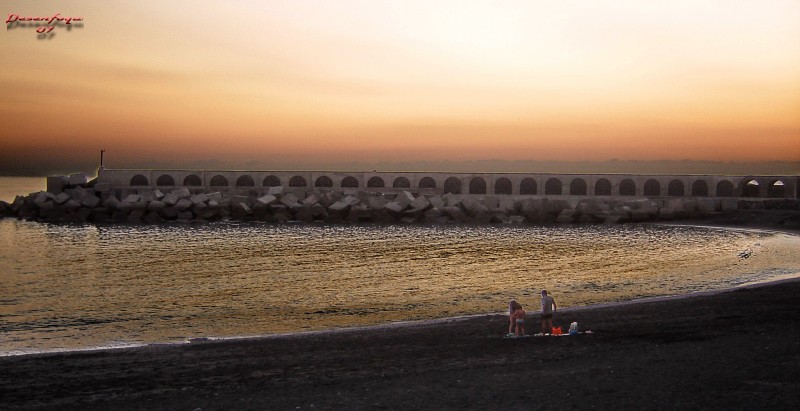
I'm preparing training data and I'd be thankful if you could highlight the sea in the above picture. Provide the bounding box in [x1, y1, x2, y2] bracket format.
[2, 176, 800, 356]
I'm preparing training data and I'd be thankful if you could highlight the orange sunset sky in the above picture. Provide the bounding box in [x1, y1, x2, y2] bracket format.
[1, 0, 799, 175]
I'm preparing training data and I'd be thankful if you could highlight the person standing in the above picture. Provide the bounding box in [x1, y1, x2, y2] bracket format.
[508, 300, 520, 336]
[512, 303, 526, 336]
[540, 289, 557, 334]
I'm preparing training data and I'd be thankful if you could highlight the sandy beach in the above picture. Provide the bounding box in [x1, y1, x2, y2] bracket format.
[2, 274, 799, 410]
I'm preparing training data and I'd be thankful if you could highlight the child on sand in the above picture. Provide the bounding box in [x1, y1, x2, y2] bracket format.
[508, 300, 520, 336]
[508, 301, 526, 337]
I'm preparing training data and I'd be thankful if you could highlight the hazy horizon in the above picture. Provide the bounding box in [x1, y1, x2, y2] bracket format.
[2, 1, 799, 173]
[1, 159, 797, 178]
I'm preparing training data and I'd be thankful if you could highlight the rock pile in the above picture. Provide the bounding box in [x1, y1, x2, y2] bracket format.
[2, 181, 797, 225]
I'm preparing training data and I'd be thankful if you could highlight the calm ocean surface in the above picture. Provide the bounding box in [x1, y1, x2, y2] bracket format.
[2, 177, 800, 356]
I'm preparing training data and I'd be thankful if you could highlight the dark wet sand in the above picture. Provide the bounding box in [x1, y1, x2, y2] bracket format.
[2, 277, 800, 410]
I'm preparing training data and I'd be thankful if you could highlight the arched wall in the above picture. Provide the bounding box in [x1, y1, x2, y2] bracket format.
[97, 169, 799, 199]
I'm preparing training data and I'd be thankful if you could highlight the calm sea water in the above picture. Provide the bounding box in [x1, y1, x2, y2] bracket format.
[1, 177, 800, 356]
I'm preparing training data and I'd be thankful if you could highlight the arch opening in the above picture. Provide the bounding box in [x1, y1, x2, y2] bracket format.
[210, 175, 228, 187]
[494, 177, 512, 195]
[716, 180, 734, 197]
[156, 175, 175, 187]
[393, 177, 411, 189]
[263, 175, 281, 187]
[742, 180, 759, 197]
[130, 174, 149, 186]
[570, 178, 587, 195]
[419, 177, 436, 189]
[619, 179, 636, 196]
[594, 178, 611, 196]
[545, 178, 562, 195]
[289, 176, 307, 187]
[520, 178, 537, 195]
[341, 176, 359, 188]
[184, 175, 202, 186]
[444, 177, 461, 194]
[668, 180, 685, 196]
[236, 175, 255, 187]
[315, 176, 333, 188]
[768, 180, 785, 198]
[644, 179, 660, 197]
[469, 177, 487, 194]
[367, 176, 385, 188]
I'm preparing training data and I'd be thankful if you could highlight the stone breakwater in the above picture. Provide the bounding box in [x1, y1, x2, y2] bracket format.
[1, 179, 799, 226]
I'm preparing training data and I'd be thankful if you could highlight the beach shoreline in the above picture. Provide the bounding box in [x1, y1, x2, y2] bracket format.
[4, 256, 798, 360]
[3, 275, 800, 410]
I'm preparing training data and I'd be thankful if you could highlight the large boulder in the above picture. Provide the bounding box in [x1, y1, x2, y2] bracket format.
[347, 205, 373, 223]
[64, 199, 82, 211]
[555, 209, 576, 223]
[443, 206, 469, 223]
[423, 208, 449, 224]
[143, 212, 164, 224]
[462, 198, 489, 217]
[342, 195, 362, 207]
[498, 197, 516, 213]
[35, 191, 55, 203]
[396, 191, 415, 208]
[293, 205, 314, 222]
[175, 198, 194, 210]
[54, 192, 71, 205]
[383, 201, 406, 214]
[147, 200, 166, 211]
[280, 193, 301, 208]
[409, 195, 431, 212]
[177, 211, 194, 221]
[127, 210, 145, 222]
[302, 194, 319, 206]
[443, 193, 462, 207]
[160, 206, 180, 219]
[482, 196, 499, 210]
[162, 192, 179, 206]
[328, 200, 351, 213]
[46, 176, 68, 194]
[172, 188, 191, 199]
[123, 194, 141, 203]
[310, 203, 327, 220]
[0, 201, 10, 216]
[111, 210, 130, 221]
[190, 193, 210, 205]
[81, 195, 101, 208]
[257, 194, 278, 206]
[68, 173, 89, 187]
[428, 195, 446, 210]
[102, 195, 121, 210]
[140, 190, 157, 202]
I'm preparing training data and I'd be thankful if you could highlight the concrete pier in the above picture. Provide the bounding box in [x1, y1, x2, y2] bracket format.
[94, 168, 798, 199]
[2, 169, 797, 226]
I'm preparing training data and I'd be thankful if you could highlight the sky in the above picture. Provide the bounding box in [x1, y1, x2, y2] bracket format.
[1, 0, 799, 175]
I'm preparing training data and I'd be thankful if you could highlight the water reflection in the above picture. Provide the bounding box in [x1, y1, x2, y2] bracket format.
[1, 221, 798, 354]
